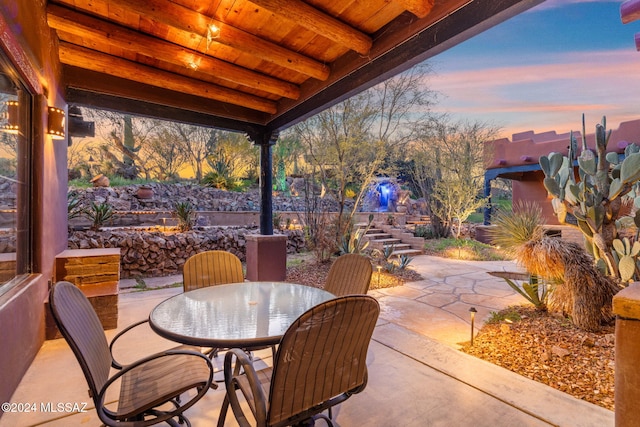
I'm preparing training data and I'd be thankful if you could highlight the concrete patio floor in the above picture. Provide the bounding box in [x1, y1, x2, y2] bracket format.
[0, 255, 614, 426]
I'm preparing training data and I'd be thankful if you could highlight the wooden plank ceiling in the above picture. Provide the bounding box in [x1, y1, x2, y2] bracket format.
[48, 0, 543, 133]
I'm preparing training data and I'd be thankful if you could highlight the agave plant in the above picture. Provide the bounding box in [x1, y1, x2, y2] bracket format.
[85, 202, 114, 231]
[488, 271, 550, 311]
[67, 192, 83, 221]
[338, 214, 374, 255]
[173, 201, 196, 232]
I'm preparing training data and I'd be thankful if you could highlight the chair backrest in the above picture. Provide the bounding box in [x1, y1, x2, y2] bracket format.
[324, 253, 373, 296]
[268, 295, 379, 426]
[183, 250, 244, 291]
[49, 281, 112, 405]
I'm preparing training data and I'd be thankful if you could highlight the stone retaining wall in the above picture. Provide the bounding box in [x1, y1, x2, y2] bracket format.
[69, 183, 352, 213]
[67, 227, 305, 279]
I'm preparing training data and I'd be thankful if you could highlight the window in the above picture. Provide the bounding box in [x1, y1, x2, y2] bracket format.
[0, 50, 32, 293]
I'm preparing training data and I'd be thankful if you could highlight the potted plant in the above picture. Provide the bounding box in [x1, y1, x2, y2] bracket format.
[136, 185, 154, 199]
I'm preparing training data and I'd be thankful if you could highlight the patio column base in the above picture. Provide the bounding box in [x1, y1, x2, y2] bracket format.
[613, 282, 640, 427]
[245, 234, 287, 282]
[46, 248, 120, 339]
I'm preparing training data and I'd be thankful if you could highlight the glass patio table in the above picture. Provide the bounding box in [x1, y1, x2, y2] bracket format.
[149, 281, 335, 350]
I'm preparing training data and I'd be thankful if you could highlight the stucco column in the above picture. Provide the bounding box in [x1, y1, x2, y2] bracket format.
[613, 282, 640, 427]
[245, 234, 287, 282]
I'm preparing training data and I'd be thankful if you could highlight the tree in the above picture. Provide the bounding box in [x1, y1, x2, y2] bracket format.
[144, 127, 188, 181]
[293, 65, 436, 241]
[67, 136, 102, 179]
[169, 123, 217, 181]
[409, 116, 499, 238]
[82, 109, 156, 180]
[206, 131, 259, 184]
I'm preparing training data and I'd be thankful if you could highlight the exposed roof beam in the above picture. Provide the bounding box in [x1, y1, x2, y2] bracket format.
[392, 0, 436, 18]
[63, 66, 270, 130]
[47, 4, 300, 99]
[57, 0, 330, 81]
[247, 0, 372, 55]
[58, 43, 278, 113]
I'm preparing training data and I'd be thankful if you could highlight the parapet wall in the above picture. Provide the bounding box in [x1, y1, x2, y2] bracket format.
[486, 119, 640, 170]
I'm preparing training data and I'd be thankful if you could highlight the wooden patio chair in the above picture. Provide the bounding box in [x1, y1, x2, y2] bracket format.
[183, 250, 244, 292]
[222, 295, 380, 427]
[49, 281, 214, 427]
[324, 253, 373, 296]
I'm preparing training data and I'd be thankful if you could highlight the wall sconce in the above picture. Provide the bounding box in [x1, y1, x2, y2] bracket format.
[47, 106, 65, 140]
[2, 100, 19, 133]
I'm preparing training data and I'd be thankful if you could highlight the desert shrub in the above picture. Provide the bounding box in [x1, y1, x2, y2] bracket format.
[173, 201, 195, 232]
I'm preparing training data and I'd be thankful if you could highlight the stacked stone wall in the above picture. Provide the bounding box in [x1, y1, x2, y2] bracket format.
[67, 227, 305, 279]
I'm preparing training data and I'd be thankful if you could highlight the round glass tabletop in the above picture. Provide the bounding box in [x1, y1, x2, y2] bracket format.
[149, 281, 335, 349]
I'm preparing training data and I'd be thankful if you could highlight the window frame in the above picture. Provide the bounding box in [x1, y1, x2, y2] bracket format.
[0, 50, 34, 296]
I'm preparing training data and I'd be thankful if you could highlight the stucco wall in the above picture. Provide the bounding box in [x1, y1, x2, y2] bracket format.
[512, 171, 559, 225]
[0, 0, 69, 408]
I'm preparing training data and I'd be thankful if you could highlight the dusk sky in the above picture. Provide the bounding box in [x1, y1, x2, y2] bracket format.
[428, 0, 640, 139]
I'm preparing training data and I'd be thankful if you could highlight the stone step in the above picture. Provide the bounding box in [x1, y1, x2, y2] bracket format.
[385, 243, 412, 250]
[390, 248, 423, 258]
[364, 233, 392, 240]
[364, 228, 384, 234]
[370, 238, 402, 245]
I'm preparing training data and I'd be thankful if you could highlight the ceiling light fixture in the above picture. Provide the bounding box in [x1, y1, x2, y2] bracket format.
[185, 18, 220, 69]
[207, 24, 220, 49]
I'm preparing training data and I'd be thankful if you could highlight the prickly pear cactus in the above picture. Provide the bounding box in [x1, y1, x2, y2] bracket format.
[540, 115, 640, 284]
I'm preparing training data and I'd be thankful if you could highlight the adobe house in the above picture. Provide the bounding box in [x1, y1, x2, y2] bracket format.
[483, 119, 640, 228]
[2, 0, 640, 424]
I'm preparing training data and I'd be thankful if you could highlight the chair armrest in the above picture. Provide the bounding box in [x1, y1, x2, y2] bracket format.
[99, 349, 214, 427]
[109, 319, 151, 369]
[224, 348, 267, 427]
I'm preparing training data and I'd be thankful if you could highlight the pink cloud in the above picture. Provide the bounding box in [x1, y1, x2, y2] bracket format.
[428, 49, 640, 138]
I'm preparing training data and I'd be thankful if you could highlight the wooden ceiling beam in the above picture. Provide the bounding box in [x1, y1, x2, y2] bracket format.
[47, 4, 300, 99]
[247, 0, 372, 55]
[64, 66, 269, 131]
[392, 0, 436, 18]
[60, 0, 330, 81]
[58, 42, 278, 114]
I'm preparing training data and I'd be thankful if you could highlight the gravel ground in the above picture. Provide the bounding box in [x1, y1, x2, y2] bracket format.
[286, 256, 422, 290]
[461, 305, 615, 410]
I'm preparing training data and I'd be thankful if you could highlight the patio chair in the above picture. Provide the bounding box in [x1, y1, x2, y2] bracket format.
[223, 294, 380, 427]
[183, 250, 244, 291]
[324, 253, 373, 296]
[183, 250, 248, 360]
[49, 281, 214, 427]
